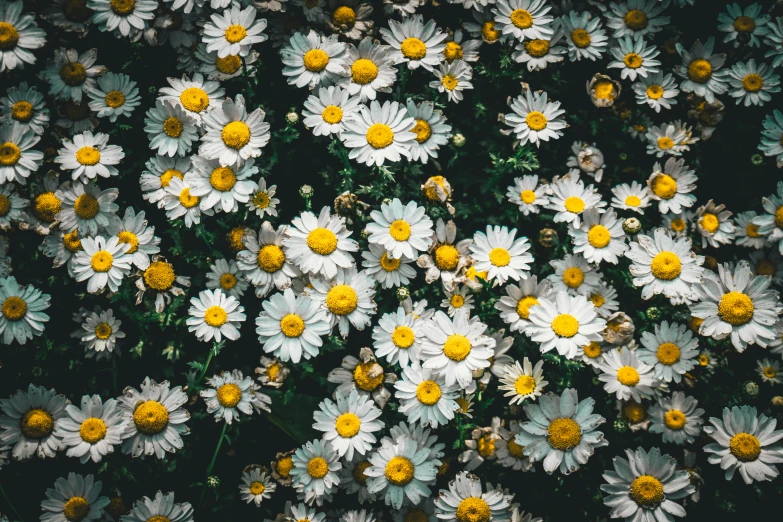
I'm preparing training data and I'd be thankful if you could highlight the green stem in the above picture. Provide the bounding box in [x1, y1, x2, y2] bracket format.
[0, 483, 25, 522]
[240, 56, 253, 105]
[196, 344, 217, 385]
[198, 423, 229, 508]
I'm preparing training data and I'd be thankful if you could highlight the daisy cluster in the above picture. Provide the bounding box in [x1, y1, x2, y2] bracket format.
[1, 0, 783, 521]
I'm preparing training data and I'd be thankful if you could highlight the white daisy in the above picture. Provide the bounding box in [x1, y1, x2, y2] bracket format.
[72, 236, 131, 294]
[507, 175, 550, 216]
[633, 72, 679, 113]
[372, 306, 424, 368]
[0, 122, 43, 184]
[440, 286, 473, 317]
[40, 47, 106, 103]
[199, 95, 270, 168]
[206, 258, 248, 299]
[238, 222, 300, 298]
[302, 85, 361, 137]
[429, 60, 473, 104]
[256, 287, 330, 363]
[40, 473, 110, 522]
[434, 471, 513, 522]
[327, 348, 396, 408]
[637, 321, 698, 384]
[380, 15, 446, 71]
[644, 121, 697, 157]
[340, 37, 397, 102]
[662, 212, 692, 238]
[598, 348, 660, 402]
[163, 176, 213, 227]
[648, 392, 704, 445]
[56, 181, 118, 236]
[313, 389, 383, 460]
[286, 502, 326, 522]
[749, 249, 783, 284]
[202, 3, 267, 58]
[561, 11, 608, 61]
[404, 99, 452, 164]
[647, 158, 697, 214]
[41, 0, 92, 35]
[341, 99, 416, 166]
[361, 243, 416, 289]
[567, 142, 605, 182]
[186, 155, 258, 213]
[442, 30, 481, 64]
[1, 82, 50, 135]
[55, 130, 124, 183]
[187, 288, 246, 343]
[240, 467, 276, 506]
[416, 218, 472, 291]
[504, 89, 566, 148]
[512, 32, 566, 71]
[0, 384, 66, 460]
[0, 0, 46, 72]
[605, 0, 670, 39]
[608, 35, 660, 81]
[727, 59, 780, 107]
[290, 439, 342, 506]
[469, 225, 533, 286]
[759, 110, 783, 168]
[88, 0, 156, 37]
[570, 208, 629, 265]
[526, 291, 607, 360]
[463, 9, 507, 45]
[758, 358, 782, 385]
[492, 0, 554, 42]
[282, 30, 348, 90]
[196, 43, 259, 81]
[495, 275, 552, 333]
[54, 395, 127, 464]
[40, 229, 82, 276]
[498, 358, 547, 405]
[307, 267, 376, 337]
[200, 370, 256, 424]
[338, 456, 377, 504]
[120, 491, 193, 522]
[143, 99, 198, 157]
[159, 73, 226, 127]
[754, 181, 783, 254]
[247, 177, 279, 218]
[735, 211, 767, 249]
[546, 172, 605, 228]
[366, 198, 433, 260]
[717, 2, 770, 48]
[610, 181, 652, 214]
[284, 206, 359, 279]
[394, 363, 459, 429]
[694, 199, 735, 248]
[105, 207, 160, 270]
[0, 184, 27, 230]
[495, 421, 533, 471]
[75, 308, 125, 354]
[85, 72, 140, 122]
[547, 254, 602, 296]
[140, 156, 191, 208]
[674, 37, 728, 103]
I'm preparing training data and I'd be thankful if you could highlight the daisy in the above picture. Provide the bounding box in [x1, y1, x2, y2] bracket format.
[434, 471, 513, 522]
[0, 122, 43, 184]
[459, 418, 503, 471]
[342, 99, 416, 166]
[547, 254, 602, 296]
[727, 60, 780, 107]
[0, 184, 27, 230]
[40, 229, 82, 275]
[514, 388, 607, 475]
[380, 15, 446, 71]
[598, 348, 659, 401]
[282, 30, 348, 90]
[55, 98, 97, 136]
[605, 0, 669, 39]
[562, 11, 608, 61]
[644, 121, 696, 157]
[512, 32, 566, 71]
[199, 95, 270, 168]
[546, 173, 605, 228]
[75, 308, 125, 354]
[120, 491, 193, 522]
[611, 181, 652, 214]
[341, 37, 397, 102]
[695, 200, 735, 248]
[1, 82, 50, 135]
[704, 405, 783, 484]
[196, 44, 259, 81]
[404, 99, 452, 164]
[325, 0, 374, 41]
[758, 358, 782, 385]
[206, 258, 248, 298]
[586, 73, 622, 108]
[430, 60, 473, 104]
[291, 0, 326, 22]
[105, 207, 160, 270]
[159, 73, 226, 125]
[290, 438, 342, 506]
[638, 321, 698, 383]
[662, 212, 692, 238]
[649, 392, 704, 445]
[256, 287, 330, 363]
[238, 222, 300, 297]
[88, 0, 156, 37]
[163, 176, 213, 227]
[200, 370, 255, 424]
[492, 0, 554, 42]
[690, 261, 781, 352]
[143, 99, 198, 157]
[307, 267, 376, 337]
[302, 85, 361, 137]
[286, 503, 326, 522]
[72, 236, 132, 294]
[40, 473, 110, 522]
[498, 358, 547, 405]
[202, 3, 267, 58]
[361, 243, 416, 289]
[749, 249, 783, 284]
[0, 384, 66, 460]
[442, 30, 481, 64]
[187, 288, 246, 343]
[633, 72, 679, 113]
[601, 447, 694, 522]
[240, 468, 276, 506]
[372, 306, 424, 368]
[469, 225, 533, 286]
[256, 356, 290, 388]
[504, 89, 566, 148]
[186, 155, 258, 213]
[41, 0, 93, 35]
[284, 206, 359, 279]
[86, 72, 140, 122]
[755, 182, 783, 255]
[717, 2, 770, 48]
[760, 114, 783, 165]
[54, 395, 126, 464]
[570, 208, 628, 265]
[494, 275, 552, 333]
[735, 211, 767, 249]
[526, 291, 607, 360]
[394, 364, 459, 429]
[507, 175, 550, 215]
[314, 389, 383, 460]
[440, 286, 473, 317]
[463, 9, 507, 45]
[608, 35, 660, 81]
[327, 348, 397, 408]
[247, 178, 279, 218]
[57, 181, 119, 236]
[625, 228, 704, 300]
[0, 0, 46, 72]
[495, 421, 533, 471]
[674, 38, 728, 103]
[383, 0, 421, 17]
[647, 158, 697, 214]
[567, 142, 605, 182]
[339, 456, 376, 504]
[366, 198, 433, 260]
[55, 130, 124, 183]
[40, 48, 106, 103]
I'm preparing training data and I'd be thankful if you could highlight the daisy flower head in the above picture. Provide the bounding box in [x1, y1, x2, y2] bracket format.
[625, 228, 704, 300]
[40, 48, 106, 103]
[633, 72, 679, 113]
[281, 30, 348, 90]
[284, 206, 358, 279]
[608, 35, 661, 81]
[202, 3, 268, 58]
[674, 37, 728, 103]
[0, 0, 46, 72]
[512, 32, 565, 72]
[240, 467, 276, 506]
[56, 181, 119, 236]
[463, 9, 507, 45]
[644, 121, 697, 157]
[429, 60, 473, 104]
[662, 211, 692, 238]
[394, 363, 459, 429]
[206, 258, 248, 299]
[717, 2, 770, 48]
[72, 235, 132, 294]
[361, 243, 417, 289]
[492, 0, 554, 42]
[307, 267, 376, 337]
[341, 99, 416, 166]
[562, 10, 608, 61]
[567, 142, 605, 182]
[495, 275, 552, 333]
[256, 356, 290, 389]
[313, 388, 383, 460]
[404, 99, 452, 165]
[735, 211, 767, 249]
[637, 321, 698, 383]
[40, 229, 83, 275]
[120, 491, 193, 522]
[199, 95, 271, 168]
[754, 182, 783, 254]
[159, 73, 226, 126]
[695, 199, 735, 248]
[41, 0, 93, 35]
[498, 358, 547, 405]
[325, 0, 374, 41]
[327, 348, 397, 408]
[601, 447, 694, 522]
[187, 288, 246, 343]
[758, 110, 783, 168]
[605, 0, 670, 39]
[0, 122, 43, 184]
[286, 503, 326, 522]
[75, 308, 125, 354]
[103, 207, 160, 270]
[200, 370, 255, 424]
[238, 222, 300, 298]
[0, 384, 66, 460]
[1, 82, 50, 135]
[85, 72, 140, 122]
[468, 225, 534, 286]
[570, 208, 629, 265]
[55, 130, 124, 183]
[186, 155, 258, 213]
[647, 158, 697, 214]
[247, 177, 279, 218]
[290, 438, 342, 506]
[727, 60, 780, 107]
[434, 471, 513, 522]
[367, 198, 433, 260]
[256, 288, 330, 363]
[196, 43, 260, 81]
[547, 254, 602, 296]
[494, 421, 533, 471]
[749, 249, 783, 285]
[690, 261, 781, 352]
[341, 37, 397, 102]
[143, 99, 198, 157]
[40, 473, 110, 522]
[611, 181, 652, 214]
[54, 395, 127, 464]
[0, 184, 27, 230]
[163, 176, 213, 228]
[441, 30, 481, 64]
[458, 418, 502, 471]
[140, 155, 191, 208]
[758, 358, 782, 385]
[515, 388, 607, 474]
[703, 405, 783, 484]
[598, 347, 659, 402]
[504, 89, 566, 148]
[380, 15, 446, 71]
[441, 286, 473, 317]
[526, 291, 607, 360]
[649, 391, 704, 445]
[302, 85, 361, 137]
[88, 0, 156, 37]
[373, 306, 424, 368]
[507, 175, 550, 215]
[546, 172, 605, 228]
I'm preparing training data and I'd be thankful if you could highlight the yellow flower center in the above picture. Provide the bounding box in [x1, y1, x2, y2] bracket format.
[252, 245, 285, 274]
[204, 305, 228, 327]
[547, 417, 581, 450]
[60, 62, 87, 86]
[510, 8, 534, 29]
[335, 412, 361, 437]
[514, 375, 536, 395]
[163, 116, 183, 137]
[133, 400, 169, 434]
[667, 218, 685, 233]
[366, 123, 394, 149]
[562, 267, 585, 288]
[217, 383, 242, 407]
[645, 84, 664, 100]
[592, 80, 616, 100]
[441, 75, 458, 91]
[450, 294, 464, 308]
[210, 166, 237, 191]
[416, 380, 441, 405]
[21, 408, 54, 438]
[617, 366, 640, 386]
[308, 456, 329, 478]
[733, 15, 756, 33]
[623, 52, 643, 69]
[434, 244, 459, 271]
[443, 41, 463, 62]
[352, 361, 384, 391]
[699, 212, 719, 233]
[624, 9, 649, 30]
[650, 251, 682, 280]
[742, 73, 764, 92]
[400, 37, 427, 60]
[280, 313, 305, 338]
[95, 322, 112, 340]
[307, 227, 338, 255]
[160, 169, 183, 187]
[507, 439, 525, 458]
[63, 496, 90, 522]
[745, 223, 761, 238]
[105, 90, 125, 108]
[404, 509, 428, 522]
[63, 230, 82, 253]
[326, 284, 358, 315]
[718, 291, 754, 326]
[110, 0, 135, 15]
[657, 137, 674, 150]
[477, 435, 495, 458]
[443, 333, 471, 361]
[353, 460, 371, 485]
[224, 24, 247, 44]
[564, 196, 585, 214]
[216, 55, 242, 74]
[79, 417, 107, 443]
[523, 39, 550, 58]
[392, 325, 415, 348]
[11, 100, 33, 122]
[623, 401, 646, 423]
[481, 21, 499, 42]
[76, 146, 101, 166]
[303, 49, 330, 72]
[412, 119, 431, 143]
[332, 6, 356, 26]
[378, 252, 400, 272]
[583, 341, 603, 359]
[321, 105, 343, 125]
[571, 28, 591, 48]
[552, 314, 579, 337]
[90, 250, 113, 273]
[630, 475, 664, 507]
[219, 272, 236, 290]
[179, 87, 210, 113]
[757, 259, 776, 276]
[525, 111, 548, 131]
[0, 22, 19, 50]
[0, 142, 21, 166]
[0, 195, 10, 217]
[385, 456, 414, 486]
[514, 191, 536, 207]
[487, 247, 510, 267]
[252, 191, 270, 210]
[621, 196, 642, 210]
[221, 121, 251, 149]
[590, 294, 606, 309]
[277, 456, 294, 477]
[34, 192, 62, 222]
[656, 342, 681, 365]
[664, 409, 686, 430]
[144, 261, 176, 291]
[114, 230, 139, 255]
[764, 366, 777, 379]
[687, 58, 713, 83]
[587, 224, 611, 248]
[775, 206, 783, 229]
[351, 58, 378, 84]
[389, 219, 411, 241]
[249, 481, 265, 495]
[456, 498, 491, 522]
[266, 363, 280, 382]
